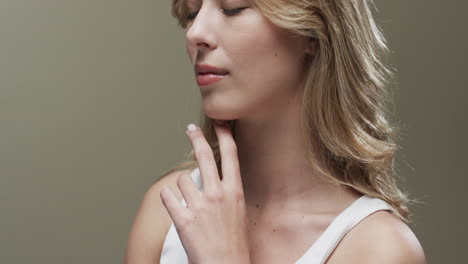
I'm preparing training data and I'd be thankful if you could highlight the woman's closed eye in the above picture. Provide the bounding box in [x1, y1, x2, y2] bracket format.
[186, 7, 248, 21]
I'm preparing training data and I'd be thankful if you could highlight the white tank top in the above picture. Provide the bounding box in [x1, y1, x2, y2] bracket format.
[160, 167, 397, 264]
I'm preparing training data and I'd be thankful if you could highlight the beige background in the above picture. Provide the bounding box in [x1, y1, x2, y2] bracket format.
[0, 0, 466, 263]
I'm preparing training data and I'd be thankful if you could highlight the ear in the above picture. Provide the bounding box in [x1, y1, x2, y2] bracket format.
[304, 38, 318, 57]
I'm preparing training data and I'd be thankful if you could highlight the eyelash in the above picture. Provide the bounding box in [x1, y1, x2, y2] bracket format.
[186, 7, 247, 21]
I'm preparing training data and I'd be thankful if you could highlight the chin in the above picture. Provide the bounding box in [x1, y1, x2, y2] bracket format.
[202, 103, 240, 122]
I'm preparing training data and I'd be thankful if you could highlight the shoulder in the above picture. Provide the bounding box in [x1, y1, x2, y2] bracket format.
[124, 168, 194, 264]
[147, 168, 194, 202]
[326, 210, 427, 264]
[140, 168, 194, 216]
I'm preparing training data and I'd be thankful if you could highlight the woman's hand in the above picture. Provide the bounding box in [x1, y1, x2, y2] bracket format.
[160, 120, 251, 264]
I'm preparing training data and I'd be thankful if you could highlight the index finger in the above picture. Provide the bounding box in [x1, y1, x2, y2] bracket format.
[186, 123, 221, 193]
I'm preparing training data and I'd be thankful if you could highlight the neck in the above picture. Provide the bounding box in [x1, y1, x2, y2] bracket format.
[233, 94, 360, 215]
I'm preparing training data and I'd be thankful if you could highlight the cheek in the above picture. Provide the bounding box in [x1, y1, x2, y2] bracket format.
[231, 18, 304, 85]
[231, 35, 304, 100]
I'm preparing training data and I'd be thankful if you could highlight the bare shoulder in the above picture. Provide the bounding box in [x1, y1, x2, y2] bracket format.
[124, 168, 194, 264]
[326, 210, 427, 264]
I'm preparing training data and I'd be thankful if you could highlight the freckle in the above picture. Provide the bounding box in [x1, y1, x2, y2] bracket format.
[273, 228, 276, 232]
[254, 221, 256, 226]
[256, 203, 259, 208]
[274, 53, 277, 57]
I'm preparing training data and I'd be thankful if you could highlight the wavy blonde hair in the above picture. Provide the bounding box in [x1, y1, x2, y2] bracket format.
[163, 0, 418, 224]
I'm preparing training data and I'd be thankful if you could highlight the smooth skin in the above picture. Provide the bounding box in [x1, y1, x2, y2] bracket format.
[125, 0, 427, 263]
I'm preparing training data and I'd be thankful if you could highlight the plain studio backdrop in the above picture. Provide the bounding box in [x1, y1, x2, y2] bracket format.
[0, 0, 466, 263]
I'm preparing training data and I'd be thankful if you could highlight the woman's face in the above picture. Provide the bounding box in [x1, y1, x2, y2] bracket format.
[185, 0, 312, 121]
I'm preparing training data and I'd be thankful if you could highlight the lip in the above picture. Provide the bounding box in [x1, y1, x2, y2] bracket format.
[195, 63, 229, 86]
[196, 73, 229, 86]
[195, 63, 229, 75]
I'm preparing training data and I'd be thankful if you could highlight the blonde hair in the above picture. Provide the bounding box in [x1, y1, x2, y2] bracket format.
[164, 0, 420, 224]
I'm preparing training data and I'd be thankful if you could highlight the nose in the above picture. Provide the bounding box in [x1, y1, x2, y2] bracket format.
[185, 5, 218, 52]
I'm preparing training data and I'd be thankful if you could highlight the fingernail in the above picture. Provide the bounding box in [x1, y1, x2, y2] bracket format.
[187, 123, 198, 132]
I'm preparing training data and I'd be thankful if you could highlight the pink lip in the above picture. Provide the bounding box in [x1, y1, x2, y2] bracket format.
[195, 63, 229, 75]
[196, 73, 229, 86]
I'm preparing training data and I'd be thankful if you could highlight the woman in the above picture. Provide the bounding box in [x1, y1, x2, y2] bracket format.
[125, 0, 426, 263]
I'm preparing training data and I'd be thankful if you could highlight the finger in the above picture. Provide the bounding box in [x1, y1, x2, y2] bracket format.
[160, 185, 187, 226]
[186, 123, 221, 193]
[214, 120, 242, 190]
[176, 172, 201, 208]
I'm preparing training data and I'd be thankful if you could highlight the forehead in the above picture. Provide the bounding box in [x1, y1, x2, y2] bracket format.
[185, 0, 206, 9]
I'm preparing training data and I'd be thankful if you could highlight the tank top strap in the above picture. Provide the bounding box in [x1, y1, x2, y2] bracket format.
[160, 167, 202, 264]
[296, 195, 397, 264]
[190, 167, 203, 189]
[180, 167, 203, 207]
